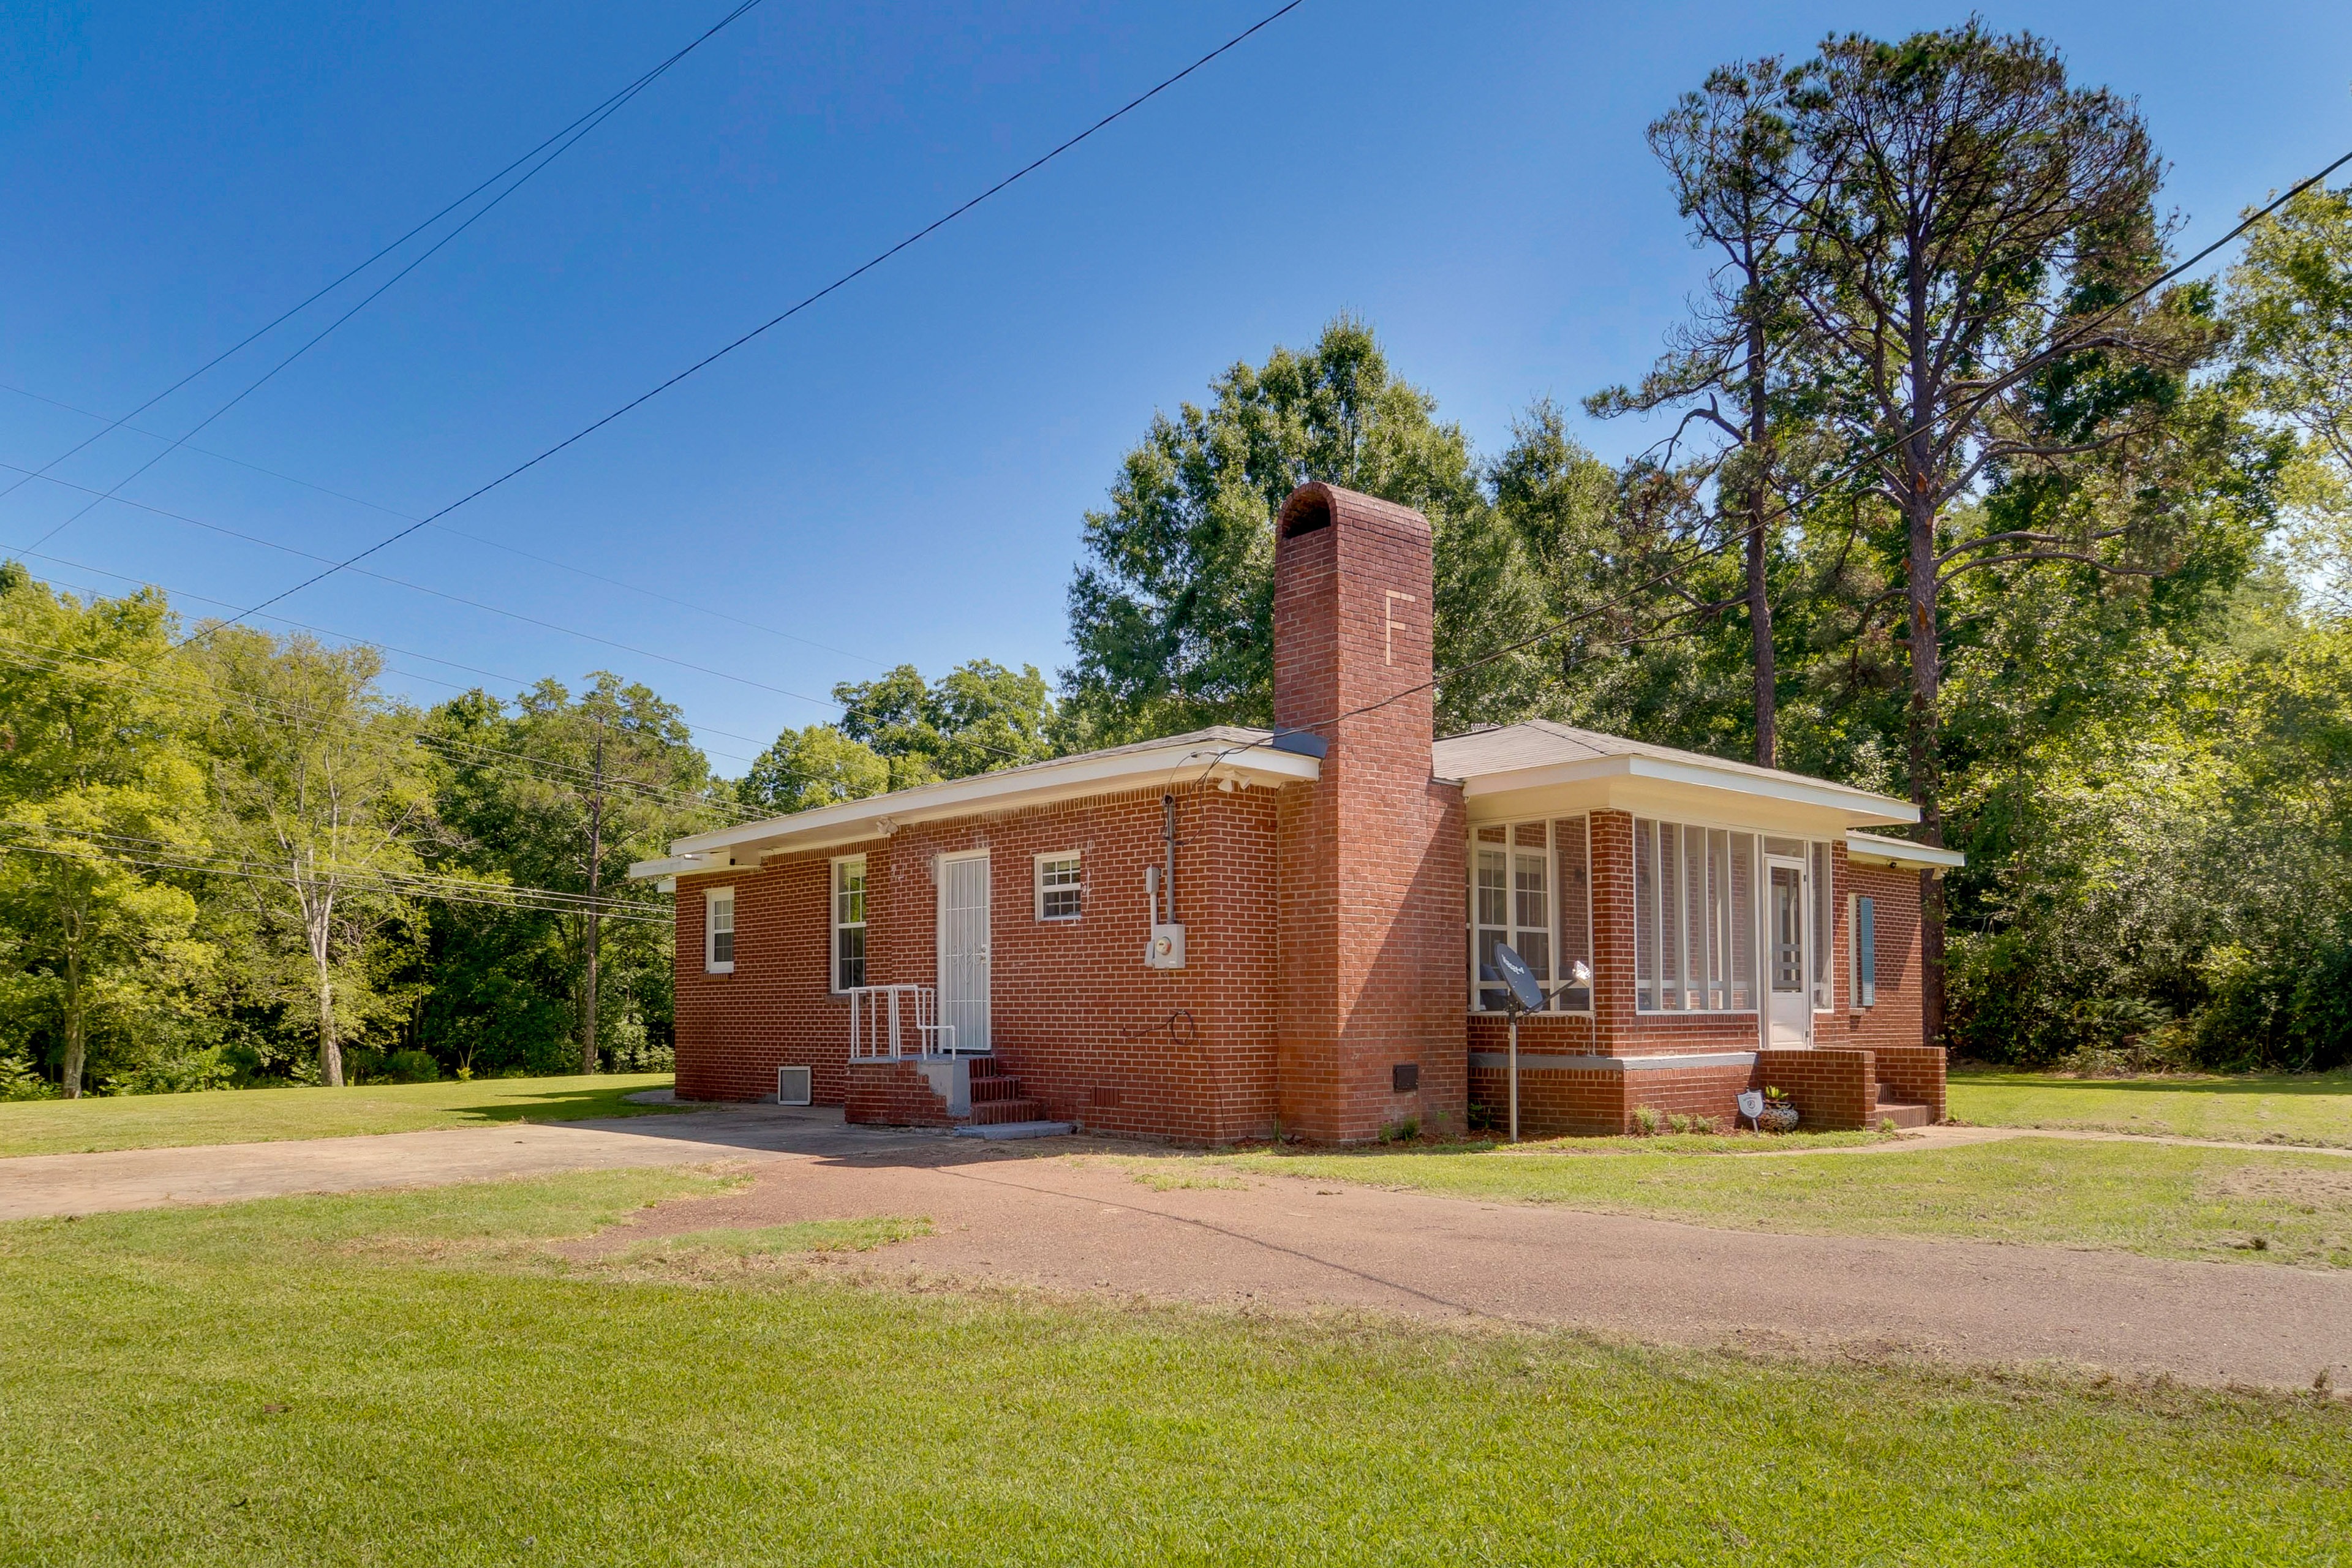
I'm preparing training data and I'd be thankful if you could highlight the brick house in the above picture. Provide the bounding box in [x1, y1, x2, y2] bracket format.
[633, 483, 1959, 1140]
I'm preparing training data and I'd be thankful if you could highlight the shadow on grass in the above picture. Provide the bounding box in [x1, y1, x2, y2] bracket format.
[1955, 1071, 2352, 1099]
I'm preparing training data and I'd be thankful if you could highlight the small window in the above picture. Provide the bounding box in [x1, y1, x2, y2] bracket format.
[832, 857, 866, 992]
[1036, 852, 1082, 921]
[705, 889, 735, 974]
[1849, 893, 1877, 1008]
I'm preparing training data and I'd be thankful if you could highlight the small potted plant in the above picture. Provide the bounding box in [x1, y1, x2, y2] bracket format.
[1756, 1086, 1800, 1134]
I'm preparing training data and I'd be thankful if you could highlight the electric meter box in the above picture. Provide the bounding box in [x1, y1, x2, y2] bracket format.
[1144, 923, 1186, 970]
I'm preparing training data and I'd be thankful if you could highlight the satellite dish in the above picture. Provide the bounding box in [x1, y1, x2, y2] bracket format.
[1491, 943, 1545, 1013]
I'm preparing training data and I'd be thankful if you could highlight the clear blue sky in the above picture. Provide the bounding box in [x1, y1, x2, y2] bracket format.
[3, 0, 2346, 772]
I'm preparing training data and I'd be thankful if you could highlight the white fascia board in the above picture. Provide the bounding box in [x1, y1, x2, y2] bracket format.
[658, 740, 1320, 862]
[628, 853, 762, 882]
[1845, 831, 1966, 869]
[1462, 754, 1917, 831]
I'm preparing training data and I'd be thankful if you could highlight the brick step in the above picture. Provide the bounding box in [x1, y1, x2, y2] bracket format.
[967, 1055, 1008, 1078]
[1875, 1098, 1933, 1129]
[970, 1076, 1031, 1103]
[970, 1096, 1049, 1125]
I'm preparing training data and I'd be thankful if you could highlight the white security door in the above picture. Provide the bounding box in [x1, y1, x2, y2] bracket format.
[1765, 859, 1811, 1047]
[937, 852, 992, 1055]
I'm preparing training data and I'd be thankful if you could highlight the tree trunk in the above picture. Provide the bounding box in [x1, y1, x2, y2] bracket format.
[317, 963, 344, 1087]
[1903, 483, 1947, 1049]
[580, 725, 605, 1076]
[61, 940, 85, 1100]
[1745, 318, 1777, 771]
[1746, 485, 1776, 771]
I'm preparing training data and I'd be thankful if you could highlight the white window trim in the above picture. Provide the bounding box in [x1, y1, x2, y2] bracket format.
[829, 854, 867, 995]
[704, 887, 735, 975]
[1033, 850, 1083, 922]
[1465, 816, 1593, 1017]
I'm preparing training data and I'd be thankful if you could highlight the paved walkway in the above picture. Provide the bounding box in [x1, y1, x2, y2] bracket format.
[4, 1109, 2346, 1390]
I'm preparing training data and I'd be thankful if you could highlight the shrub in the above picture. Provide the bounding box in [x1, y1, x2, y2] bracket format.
[380, 1049, 441, 1084]
[0, 1054, 55, 1102]
[1629, 1105, 1663, 1136]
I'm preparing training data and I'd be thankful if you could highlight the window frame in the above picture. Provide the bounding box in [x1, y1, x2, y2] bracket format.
[829, 854, 867, 994]
[1464, 816, 1593, 1017]
[1034, 850, 1083, 922]
[1849, 892, 1877, 1009]
[703, 887, 736, 975]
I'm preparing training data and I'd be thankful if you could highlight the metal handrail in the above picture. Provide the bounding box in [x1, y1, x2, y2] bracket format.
[846, 984, 952, 1061]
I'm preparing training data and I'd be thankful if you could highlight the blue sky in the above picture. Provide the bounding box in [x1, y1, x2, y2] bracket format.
[3, 0, 2347, 774]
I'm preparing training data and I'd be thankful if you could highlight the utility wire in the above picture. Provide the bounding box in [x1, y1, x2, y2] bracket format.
[194, 0, 1310, 641]
[0, 0, 772, 516]
[0, 379, 892, 671]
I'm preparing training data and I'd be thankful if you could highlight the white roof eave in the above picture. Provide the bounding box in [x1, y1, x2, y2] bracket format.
[1845, 831, 1966, 870]
[639, 738, 1319, 875]
[1461, 753, 1917, 829]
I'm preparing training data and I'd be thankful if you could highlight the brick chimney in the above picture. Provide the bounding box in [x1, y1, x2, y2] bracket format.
[1271, 483, 1465, 1141]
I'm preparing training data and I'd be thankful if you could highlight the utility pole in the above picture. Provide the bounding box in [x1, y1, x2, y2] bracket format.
[581, 716, 605, 1076]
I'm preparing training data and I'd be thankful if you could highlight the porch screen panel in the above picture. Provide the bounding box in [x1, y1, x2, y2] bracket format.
[1552, 816, 1592, 1011]
[1729, 834, 1757, 1009]
[1634, 820, 1657, 1011]
[1810, 842, 1834, 1009]
[1512, 822, 1552, 987]
[1657, 824, 1684, 1009]
[1706, 829, 1730, 1010]
[1471, 826, 1509, 1012]
[1680, 824, 1708, 1012]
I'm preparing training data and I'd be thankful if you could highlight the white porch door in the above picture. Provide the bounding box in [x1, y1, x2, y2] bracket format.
[1765, 859, 1812, 1047]
[937, 851, 992, 1055]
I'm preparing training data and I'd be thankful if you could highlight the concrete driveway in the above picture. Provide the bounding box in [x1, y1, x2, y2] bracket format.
[5, 1107, 2346, 1392]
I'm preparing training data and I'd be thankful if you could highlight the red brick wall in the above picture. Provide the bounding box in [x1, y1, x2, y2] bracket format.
[674, 783, 1292, 1142]
[1828, 857, 1928, 1053]
[842, 1060, 954, 1127]
[1272, 484, 1467, 1142]
[1753, 1047, 1875, 1131]
[1871, 1045, 1948, 1121]
[671, 840, 889, 1106]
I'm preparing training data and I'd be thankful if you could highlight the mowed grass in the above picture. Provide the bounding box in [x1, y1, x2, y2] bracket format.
[2, 1170, 2345, 1566]
[1952, 1068, 2352, 1148]
[0, 1072, 680, 1158]
[1204, 1137, 2352, 1268]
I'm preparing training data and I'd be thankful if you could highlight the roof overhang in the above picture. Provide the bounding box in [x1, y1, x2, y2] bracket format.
[630, 735, 1319, 880]
[1461, 753, 1916, 835]
[1845, 831, 1966, 870]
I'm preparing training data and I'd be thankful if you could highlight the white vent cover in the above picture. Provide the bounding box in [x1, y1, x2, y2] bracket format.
[776, 1065, 812, 1107]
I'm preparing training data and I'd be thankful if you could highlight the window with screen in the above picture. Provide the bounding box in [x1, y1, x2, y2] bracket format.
[704, 889, 734, 974]
[1466, 818, 1591, 1013]
[1036, 853, 1082, 920]
[832, 857, 865, 991]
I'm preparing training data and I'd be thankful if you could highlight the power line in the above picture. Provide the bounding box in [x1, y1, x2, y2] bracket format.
[195, 0, 1311, 640]
[1, 0, 773, 520]
[0, 633, 783, 826]
[0, 379, 894, 672]
[10, 547, 772, 764]
[0, 824, 669, 924]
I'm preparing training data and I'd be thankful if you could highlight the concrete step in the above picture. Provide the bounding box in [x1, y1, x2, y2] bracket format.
[953, 1120, 1074, 1140]
[970, 1096, 1049, 1125]
[1875, 1098, 1934, 1129]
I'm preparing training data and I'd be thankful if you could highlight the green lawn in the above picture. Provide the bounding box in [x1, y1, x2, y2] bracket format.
[1951, 1068, 2352, 1148]
[1, 1170, 2343, 1566]
[0, 1072, 680, 1158]
[1196, 1137, 2352, 1268]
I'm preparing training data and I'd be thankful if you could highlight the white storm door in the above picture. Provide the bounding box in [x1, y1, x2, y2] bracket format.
[1766, 859, 1811, 1047]
[937, 852, 992, 1055]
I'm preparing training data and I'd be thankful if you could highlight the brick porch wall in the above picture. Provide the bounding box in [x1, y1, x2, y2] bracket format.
[842, 1060, 955, 1128]
[1753, 1047, 1875, 1131]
